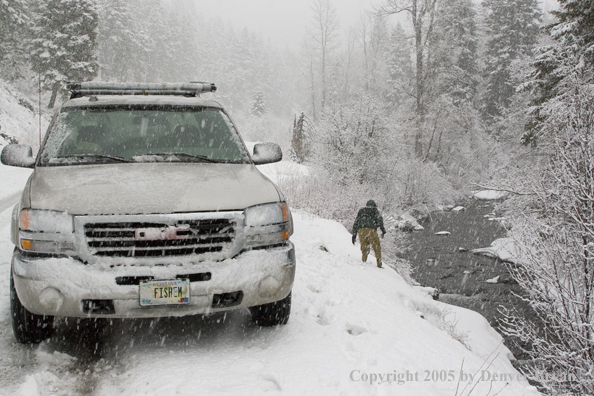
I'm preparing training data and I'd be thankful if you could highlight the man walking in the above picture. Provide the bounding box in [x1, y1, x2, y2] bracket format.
[352, 200, 386, 268]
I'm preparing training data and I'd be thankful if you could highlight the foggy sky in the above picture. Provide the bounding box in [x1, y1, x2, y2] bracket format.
[190, 0, 379, 48]
[189, 0, 559, 49]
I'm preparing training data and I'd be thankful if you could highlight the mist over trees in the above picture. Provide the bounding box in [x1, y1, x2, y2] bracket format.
[481, 0, 541, 122]
[0, 0, 553, 226]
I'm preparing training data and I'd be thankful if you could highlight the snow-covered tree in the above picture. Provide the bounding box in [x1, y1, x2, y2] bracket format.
[138, 1, 175, 82]
[290, 112, 313, 164]
[523, 0, 594, 145]
[224, 28, 258, 109]
[306, 0, 340, 118]
[166, 4, 200, 82]
[494, 4, 594, 393]
[251, 92, 266, 117]
[503, 82, 594, 395]
[0, 0, 30, 81]
[96, 0, 147, 82]
[29, 0, 99, 108]
[301, 40, 319, 121]
[480, 0, 541, 121]
[411, 0, 485, 173]
[385, 23, 414, 112]
[379, 0, 486, 183]
[314, 94, 391, 187]
[553, 0, 594, 66]
[377, 0, 439, 156]
[431, 0, 479, 105]
[358, 15, 390, 95]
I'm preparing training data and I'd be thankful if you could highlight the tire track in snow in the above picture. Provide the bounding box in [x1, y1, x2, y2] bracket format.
[3, 319, 113, 396]
[0, 202, 104, 396]
[0, 205, 36, 395]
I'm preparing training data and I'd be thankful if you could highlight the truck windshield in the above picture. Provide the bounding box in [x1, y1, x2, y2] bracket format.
[38, 105, 250, 166]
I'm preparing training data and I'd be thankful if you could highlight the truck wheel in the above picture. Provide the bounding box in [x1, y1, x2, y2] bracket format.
[249, 292, 291, 326]
[11, 271, 54, 344]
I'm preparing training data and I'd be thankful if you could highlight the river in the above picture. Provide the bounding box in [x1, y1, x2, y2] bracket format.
[398, 199, 536, 362]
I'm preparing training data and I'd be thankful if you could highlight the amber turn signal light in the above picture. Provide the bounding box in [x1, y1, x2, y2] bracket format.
[21, 239, 32, 250]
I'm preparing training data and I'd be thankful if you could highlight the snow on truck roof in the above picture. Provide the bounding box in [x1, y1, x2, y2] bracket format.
[62, 94, 223, 109]
[62, 81, 222, 108]
[68, 82, 216, 97]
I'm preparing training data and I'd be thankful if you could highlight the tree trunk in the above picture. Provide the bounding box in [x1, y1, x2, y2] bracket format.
[413, 7, 425, 157]
[321, 50, 326, 113]
[47, 83, 60, 109]
[378, 0, 437, 157]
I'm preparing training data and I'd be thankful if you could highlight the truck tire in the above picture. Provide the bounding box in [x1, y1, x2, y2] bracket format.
[249, 292, 291, 326]
[11, 271, 54, 344]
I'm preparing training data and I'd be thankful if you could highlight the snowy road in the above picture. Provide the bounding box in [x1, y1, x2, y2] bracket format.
[0, 191, 21, 214]
[0, 164, 539, 396]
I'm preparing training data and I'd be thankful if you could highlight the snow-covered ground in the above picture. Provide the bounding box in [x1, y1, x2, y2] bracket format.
[0, 79, 49, 153]
[244, 141, 309, 184]
[0, 82, 538, 395]
[0, 164, 538, 396]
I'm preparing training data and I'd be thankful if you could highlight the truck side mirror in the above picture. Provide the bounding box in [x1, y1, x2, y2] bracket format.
[1, 144, 35, 168]
[252, 142, 282, 165]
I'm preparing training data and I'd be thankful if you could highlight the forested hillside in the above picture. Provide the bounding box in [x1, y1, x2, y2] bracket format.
[1, 0, 542, 212]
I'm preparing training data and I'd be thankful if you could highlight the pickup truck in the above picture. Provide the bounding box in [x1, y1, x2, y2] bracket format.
[1, 82, 295, 343]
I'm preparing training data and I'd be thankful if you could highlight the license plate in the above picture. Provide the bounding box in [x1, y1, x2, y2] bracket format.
[139, 279, 190, 306]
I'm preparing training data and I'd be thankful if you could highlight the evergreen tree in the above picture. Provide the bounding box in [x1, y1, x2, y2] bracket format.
[481, 0, 541, 121]
[29, 0, 99, 108]
[290, 112, 313, 164]
[551, 0, 594, 67]
[96, 0, 146, 82]
[138, 2, 174, 82]
[251, 92, 266, 117]
[524, 0, 594, 145]
[228, 28, 255, 109]
[385, 23, 413, 112]
[432, 0, 479, 105]
[169, 5, 201, 82]
[0, 0, 30, 81]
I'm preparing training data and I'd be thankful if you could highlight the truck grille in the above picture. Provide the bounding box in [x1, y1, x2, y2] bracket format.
[84, 219, 235, 257]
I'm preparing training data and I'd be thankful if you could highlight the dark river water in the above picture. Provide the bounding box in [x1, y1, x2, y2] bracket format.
[398, 199, 535, 361]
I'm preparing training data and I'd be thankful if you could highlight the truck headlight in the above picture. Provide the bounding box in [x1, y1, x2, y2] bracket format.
[244, 202, 292, 248]
[19, 209, 75, 254]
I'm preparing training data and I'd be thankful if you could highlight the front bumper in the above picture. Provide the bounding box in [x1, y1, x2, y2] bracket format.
[12, 243, 295, 318]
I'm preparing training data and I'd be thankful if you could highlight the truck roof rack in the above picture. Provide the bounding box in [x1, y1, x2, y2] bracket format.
[67, 82, 217, 98]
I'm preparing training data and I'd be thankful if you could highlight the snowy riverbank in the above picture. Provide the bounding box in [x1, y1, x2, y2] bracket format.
[0, 164, 537, 396]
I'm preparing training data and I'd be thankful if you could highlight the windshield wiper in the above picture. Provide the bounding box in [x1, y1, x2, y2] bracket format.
[55, 154, 133, 163]
[142, 152, 217, 163]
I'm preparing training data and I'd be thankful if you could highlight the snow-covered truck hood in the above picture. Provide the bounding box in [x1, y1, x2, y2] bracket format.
[26, 163, 281, 215]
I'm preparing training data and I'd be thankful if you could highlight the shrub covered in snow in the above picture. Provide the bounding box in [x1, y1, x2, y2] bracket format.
[501, 83, 594, 394]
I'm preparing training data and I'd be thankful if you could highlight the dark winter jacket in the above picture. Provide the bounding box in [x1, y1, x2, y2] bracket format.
[352, 200, 386, 240]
